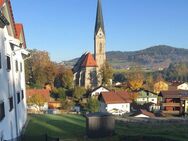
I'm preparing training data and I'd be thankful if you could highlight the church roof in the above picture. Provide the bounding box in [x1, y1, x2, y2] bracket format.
[81, 53, 97, 67]
[95, 0, 105, 36]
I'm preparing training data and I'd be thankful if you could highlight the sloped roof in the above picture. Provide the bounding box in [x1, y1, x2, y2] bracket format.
[159, 90, 188, 98]
[133, 109, 155, 118]
[0, 0, 4, 7]
[101, 91, 132, 104]
[15, 23, 27, 48]
[95, 0, 105, 36]
[15, 23, 22, 38]
[91, 85, 110, 93]
[26, 89, 51, 102]
[73, 52, 88, 73]
[81, 52, 97, 67]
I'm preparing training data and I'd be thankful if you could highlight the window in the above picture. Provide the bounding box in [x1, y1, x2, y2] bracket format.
[7, 56, 11, 70]
[15, 60, 18, 72]
[17, 92, 20, 104]
[0, 53, 1, 69]
[0, 101, 5, 121]
[9, 97, 13, 111]
[21, 90, 24, 100]
[99, 43, 102, 53]
[20, 62, 22, 72]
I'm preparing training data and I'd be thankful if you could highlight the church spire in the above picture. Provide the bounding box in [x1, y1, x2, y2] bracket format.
[95, 0, 105, 36]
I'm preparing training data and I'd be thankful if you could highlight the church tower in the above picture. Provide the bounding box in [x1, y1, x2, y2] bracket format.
[94, 0, 106, 70]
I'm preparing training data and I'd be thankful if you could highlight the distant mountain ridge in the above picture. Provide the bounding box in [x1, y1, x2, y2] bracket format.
[64, 45, 188, 70]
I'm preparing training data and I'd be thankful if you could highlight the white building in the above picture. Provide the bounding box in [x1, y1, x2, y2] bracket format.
[90, 86, 109, 97]
[0, 1, 29, 140]
[177, 83, 188, 90]
[99, 91, 132, 115]
[136, 90, 158, 105]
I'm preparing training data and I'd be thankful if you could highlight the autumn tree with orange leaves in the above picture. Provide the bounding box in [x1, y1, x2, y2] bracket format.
[127, 67, 144, 90]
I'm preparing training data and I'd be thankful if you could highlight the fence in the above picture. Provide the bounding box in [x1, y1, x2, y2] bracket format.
[115, 117, 188, 125]
[20, 134, 59, 141]
[119, 135, 179, 141]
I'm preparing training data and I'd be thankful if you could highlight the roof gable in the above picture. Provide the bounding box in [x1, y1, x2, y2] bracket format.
[81, 53, 97, 67]
[15, 23, 26, 48]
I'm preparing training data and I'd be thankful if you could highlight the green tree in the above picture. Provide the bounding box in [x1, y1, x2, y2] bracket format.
[25, 49, 56, 88]
[99, 62, 113, 86]
[87, 98, 99, 113]
[54, 65, 73, 89]
[62, 100, 75, 111]
[61, 69, 73, 89]
[51, 87, 66, 101]
[72, 86, 86, 101]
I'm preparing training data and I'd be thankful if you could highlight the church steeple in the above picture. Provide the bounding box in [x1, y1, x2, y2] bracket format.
[95, 0, 105, 36]
[94, 0, 106, 71]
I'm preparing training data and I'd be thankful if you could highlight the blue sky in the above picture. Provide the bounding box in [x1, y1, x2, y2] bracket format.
[11, 0, 188, 61]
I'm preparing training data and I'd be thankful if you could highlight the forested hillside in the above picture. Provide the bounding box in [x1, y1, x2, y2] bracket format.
[64, 45, 188, 70]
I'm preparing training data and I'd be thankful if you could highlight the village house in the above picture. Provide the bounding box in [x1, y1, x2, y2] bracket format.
[0, 0, 29, 140]
[132, 109, 155, 118]
[99, 91, 132, 115]
[177, 82, 188, 90]
[26, 89, 52, 112]
[136, 90, 158, 104]
[89, 86, 110, 97]
[159, 90, 188, 116]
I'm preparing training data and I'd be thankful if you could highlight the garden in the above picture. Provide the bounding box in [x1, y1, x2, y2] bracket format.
[23, 114, 188, 141]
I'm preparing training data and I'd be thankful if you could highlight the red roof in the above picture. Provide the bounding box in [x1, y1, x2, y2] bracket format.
[26, 89, 51, 102]
[101, 91, 132, 104]
[81, 53, 97, 67]
[15, 23, 26, 48]
[134, 109, 155, 118]
[0, 0, 4, 7]
[15, 23, 22, 39]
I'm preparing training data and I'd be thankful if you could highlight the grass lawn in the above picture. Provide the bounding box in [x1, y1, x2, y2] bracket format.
[24, 114, 188, 141]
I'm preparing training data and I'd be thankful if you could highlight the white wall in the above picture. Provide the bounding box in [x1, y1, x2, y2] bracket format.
[136, 97, 157, 104]
[0, 26, 27, 140]
[134, 114, 149, 118]
[148, 98, 157, 104]
[100, 101, 130, 115]
[177, 83, 188, 90]
[91, 87, 109, 96]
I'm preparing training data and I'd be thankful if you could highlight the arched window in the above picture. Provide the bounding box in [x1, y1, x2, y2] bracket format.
[100, 43, 102, 53]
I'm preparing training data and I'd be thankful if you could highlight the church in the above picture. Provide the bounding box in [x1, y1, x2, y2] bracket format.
[73, 0, 106, 89]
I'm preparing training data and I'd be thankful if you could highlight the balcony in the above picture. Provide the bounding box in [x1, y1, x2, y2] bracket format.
[162, 110, 180, 115]
[162, 103, 180, 107]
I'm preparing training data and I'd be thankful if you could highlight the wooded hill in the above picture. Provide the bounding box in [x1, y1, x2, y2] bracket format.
[64, 45, 188, 70]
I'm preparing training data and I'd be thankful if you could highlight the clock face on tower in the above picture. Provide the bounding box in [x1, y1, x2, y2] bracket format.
[98, 32, 103, 38]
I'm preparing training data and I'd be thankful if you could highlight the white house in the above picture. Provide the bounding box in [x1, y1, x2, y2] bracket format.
[136, 90, 158, 104]
[99, 91, 132, 115]
[177, 83, 188, 90]
[133, 109, 155, 118]
[0, 1, 29, 141]
[90, 86, 109, 97]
